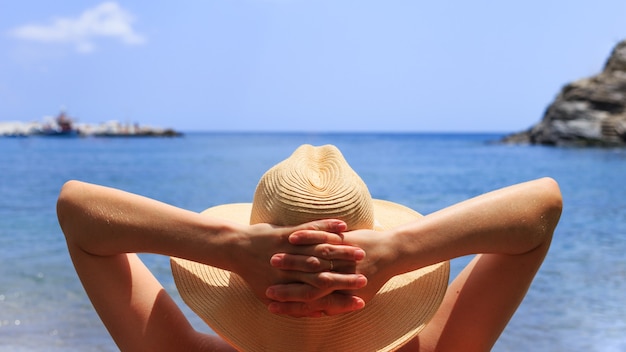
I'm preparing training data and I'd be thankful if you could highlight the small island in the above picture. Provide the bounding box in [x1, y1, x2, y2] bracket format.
[502, 39, 626, 147]
[0, 111, 182, 138]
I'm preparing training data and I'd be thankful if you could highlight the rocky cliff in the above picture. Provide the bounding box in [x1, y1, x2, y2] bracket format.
[502, 40, 626, 146]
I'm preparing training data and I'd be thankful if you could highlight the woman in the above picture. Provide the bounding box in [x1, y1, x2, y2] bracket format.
[57, 144, 562, 351]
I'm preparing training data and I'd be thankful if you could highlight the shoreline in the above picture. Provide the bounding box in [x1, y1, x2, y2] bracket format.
[0, 119, 182, 138]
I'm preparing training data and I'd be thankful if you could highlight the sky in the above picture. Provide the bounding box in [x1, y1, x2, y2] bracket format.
[1, 1, 625, 133]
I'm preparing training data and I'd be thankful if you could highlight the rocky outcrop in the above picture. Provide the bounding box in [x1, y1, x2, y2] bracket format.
[502, 40, 626, 146]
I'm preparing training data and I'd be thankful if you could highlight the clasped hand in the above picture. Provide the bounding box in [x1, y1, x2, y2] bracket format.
[233, 219, 392, 318]
[231, 219, 378, 318]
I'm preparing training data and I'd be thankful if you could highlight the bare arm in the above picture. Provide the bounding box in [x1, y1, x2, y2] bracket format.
[400, 177, 562, 352]
[57, 180, 367, 351]
[270, 177, 562, 351]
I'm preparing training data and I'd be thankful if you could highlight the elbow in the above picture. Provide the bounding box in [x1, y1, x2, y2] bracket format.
[56, 180, 84, 239]
[534, 177, 563, 243]
[539, 177, 563, 219]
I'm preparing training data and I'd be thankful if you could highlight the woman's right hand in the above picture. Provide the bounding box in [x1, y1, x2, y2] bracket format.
[266, 226, 397, 316]
[230, 219, 370, 317]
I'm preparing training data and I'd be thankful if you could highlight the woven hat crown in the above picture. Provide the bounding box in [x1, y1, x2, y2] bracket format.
[250, 144, 374, 230]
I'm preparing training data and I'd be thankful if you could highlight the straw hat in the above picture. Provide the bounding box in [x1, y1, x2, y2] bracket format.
[171, 144, 449, 352]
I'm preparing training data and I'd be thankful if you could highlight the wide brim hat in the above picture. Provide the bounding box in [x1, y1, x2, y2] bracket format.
[171, 144, 450, 352]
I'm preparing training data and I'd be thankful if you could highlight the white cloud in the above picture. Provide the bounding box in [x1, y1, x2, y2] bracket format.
[9, 2, 146, 54]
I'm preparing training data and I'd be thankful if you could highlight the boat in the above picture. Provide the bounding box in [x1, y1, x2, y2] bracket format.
[39, 112, 79, 137]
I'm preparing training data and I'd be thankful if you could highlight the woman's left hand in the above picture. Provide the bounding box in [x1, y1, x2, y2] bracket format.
[267, 226, 396, 316]
[232, 219, 369, 317]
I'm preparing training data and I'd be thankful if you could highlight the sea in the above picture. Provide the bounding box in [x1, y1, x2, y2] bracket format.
[0, 132, 624, 352]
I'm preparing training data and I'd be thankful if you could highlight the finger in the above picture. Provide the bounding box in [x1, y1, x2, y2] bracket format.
[305, 219, 348, 234]
[268, 293, 365, 318]
[266, 274, 367, 302]
[270, 245, 365, 272]
[281, 241, 365, 261]
[270, 253, 326, 272]
[271, 254, 357, 274]
[289, 221, 347, 245]
[300, 272, 367, 292]
[289, 230, 344, 245]
[266, 283, 321, 302]
[311, 243, 365, 262]
[272, 243, 365, 263]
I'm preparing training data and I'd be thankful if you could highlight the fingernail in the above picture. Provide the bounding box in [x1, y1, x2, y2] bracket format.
[269, 255, 282, 267]
[266, 287, 275, 298]
[354, 249, 365, 260]
[356, 275, 368, 288]
[268, 302, 280, 313]
[353, 298, 365, 310]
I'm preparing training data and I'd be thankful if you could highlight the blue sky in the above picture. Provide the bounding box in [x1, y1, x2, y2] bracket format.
[1, 1, 625, 132]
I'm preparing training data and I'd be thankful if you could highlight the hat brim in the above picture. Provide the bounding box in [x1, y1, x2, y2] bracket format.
[171, 199, 449, 352]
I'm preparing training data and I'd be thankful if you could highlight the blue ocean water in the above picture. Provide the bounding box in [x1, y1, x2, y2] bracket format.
[0, 132, 624, 351]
